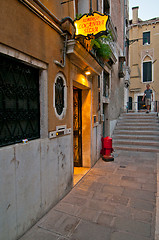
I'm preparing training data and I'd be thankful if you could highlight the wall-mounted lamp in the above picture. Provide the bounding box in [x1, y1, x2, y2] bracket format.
[84, 68, 91, 75]
[85, 70, 91, 75]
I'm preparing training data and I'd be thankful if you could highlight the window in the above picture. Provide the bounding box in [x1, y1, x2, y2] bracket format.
[97, 0, 99, 11]
[103, 71, 109, 97]
[75, 0, 89, 15]
[143, 32, 150, 45]
[128, 97, 132, 110]
[0, 54, 40, 147]
[53, 73, 67, 119]
[103, 0, 110, 14]
[143, 62, 152, 82]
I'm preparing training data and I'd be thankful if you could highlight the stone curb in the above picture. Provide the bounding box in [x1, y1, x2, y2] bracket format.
[155, 153, 159, 240]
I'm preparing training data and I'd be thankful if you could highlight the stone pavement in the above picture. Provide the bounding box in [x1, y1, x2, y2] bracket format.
[20, 151, 158, 240]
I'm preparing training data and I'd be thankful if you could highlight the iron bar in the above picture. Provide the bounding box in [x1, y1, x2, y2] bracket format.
[0, 54, 40, 147]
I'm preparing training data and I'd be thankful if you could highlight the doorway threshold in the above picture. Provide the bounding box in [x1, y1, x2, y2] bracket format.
[73, 167, 90, 186]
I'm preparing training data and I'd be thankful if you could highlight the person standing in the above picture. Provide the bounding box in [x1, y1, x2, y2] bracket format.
[142, 84, 153, 113]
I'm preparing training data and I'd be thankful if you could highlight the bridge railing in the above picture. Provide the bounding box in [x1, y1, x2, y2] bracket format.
[126, 101, 159, 114]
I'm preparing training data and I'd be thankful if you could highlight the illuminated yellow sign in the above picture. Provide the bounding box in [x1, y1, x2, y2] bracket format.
[74, 12, 109, 39]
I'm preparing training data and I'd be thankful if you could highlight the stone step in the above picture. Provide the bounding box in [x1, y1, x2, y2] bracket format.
[113, 130, 159, 136]
[118, 118, 159, 123]
[112, 134, 159, 141]
[116, 122, 159, 127]
[113, 144, 159, 153]
[119, 116, 158, 120]
[113, 139, 159, 147]
[115, 126, 159, 131]
[121, 110, 157, 116]
[113, 113, 159, 153]
[121, 112, 157, 116]
[120, 112, 158, 116]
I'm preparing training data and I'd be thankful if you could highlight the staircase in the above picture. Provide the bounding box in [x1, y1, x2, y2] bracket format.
[112, 112, 159, 152]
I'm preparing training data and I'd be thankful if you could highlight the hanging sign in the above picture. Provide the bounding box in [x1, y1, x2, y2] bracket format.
[74, 12, 109, 39]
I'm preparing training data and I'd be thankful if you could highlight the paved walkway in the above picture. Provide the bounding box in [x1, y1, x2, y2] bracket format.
[20, 151, 158, 240]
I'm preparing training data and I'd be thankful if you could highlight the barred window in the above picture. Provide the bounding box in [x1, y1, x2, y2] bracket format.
[0, 54, 40, 147]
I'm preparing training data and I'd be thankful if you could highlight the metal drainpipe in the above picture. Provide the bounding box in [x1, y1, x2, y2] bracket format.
[19, 0, 75, 29]
[33, 0, 75, 27]
[54, 34, 68, 68]
[18, 0, 63, 34]
[123, 0, 126, 56]
[18, 0, 73, 68]
[33, 0, 63, 24]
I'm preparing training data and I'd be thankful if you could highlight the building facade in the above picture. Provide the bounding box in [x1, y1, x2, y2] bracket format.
[0, 0, 128, 239]
[129, 7, 159, 111]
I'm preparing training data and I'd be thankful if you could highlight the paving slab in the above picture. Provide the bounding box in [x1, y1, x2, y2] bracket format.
[19, 226, 60, 240]
[69, 220, 111, 240]
[20, 151, 157, 240]
[110, 231, 151, 240]
[131, 208, 153, 223]
[113, 216, 151, 238]
[37, 210, 80, 237]
[129, 198, 155, 212]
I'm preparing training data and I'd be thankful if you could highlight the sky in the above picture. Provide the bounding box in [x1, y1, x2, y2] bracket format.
[129, 0, 159, 21]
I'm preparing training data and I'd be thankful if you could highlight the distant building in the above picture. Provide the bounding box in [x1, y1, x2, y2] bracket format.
[0, 0, 128, 239]
[129, 6, 159, 111]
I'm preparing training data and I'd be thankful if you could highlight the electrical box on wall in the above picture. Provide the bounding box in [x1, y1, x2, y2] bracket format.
[101, 114, 104, 122]
[93, 115, 97, 124]
[49, 125, 71, 139]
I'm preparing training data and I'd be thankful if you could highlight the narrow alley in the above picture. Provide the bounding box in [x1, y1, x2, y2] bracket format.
[20, 150, 158, 240]
[1, 1, 159, 239]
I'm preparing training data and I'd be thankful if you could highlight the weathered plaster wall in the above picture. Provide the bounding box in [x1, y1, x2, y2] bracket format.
[92, 124, 102, 165]
[111, 0, 124, 51]
[0, 136, 72, 240]
[109, 60, 125, 121]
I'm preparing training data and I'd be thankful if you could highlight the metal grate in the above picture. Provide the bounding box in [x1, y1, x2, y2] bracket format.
[0, 54, 40, 147]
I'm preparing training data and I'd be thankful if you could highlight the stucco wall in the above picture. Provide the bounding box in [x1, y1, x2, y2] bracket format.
[0, 0, 73, 132]
[109, 59, 125, 120]
[0, 136, 72, 240]
[111, 0, 124, 51]
[129, 19, 159, 102]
